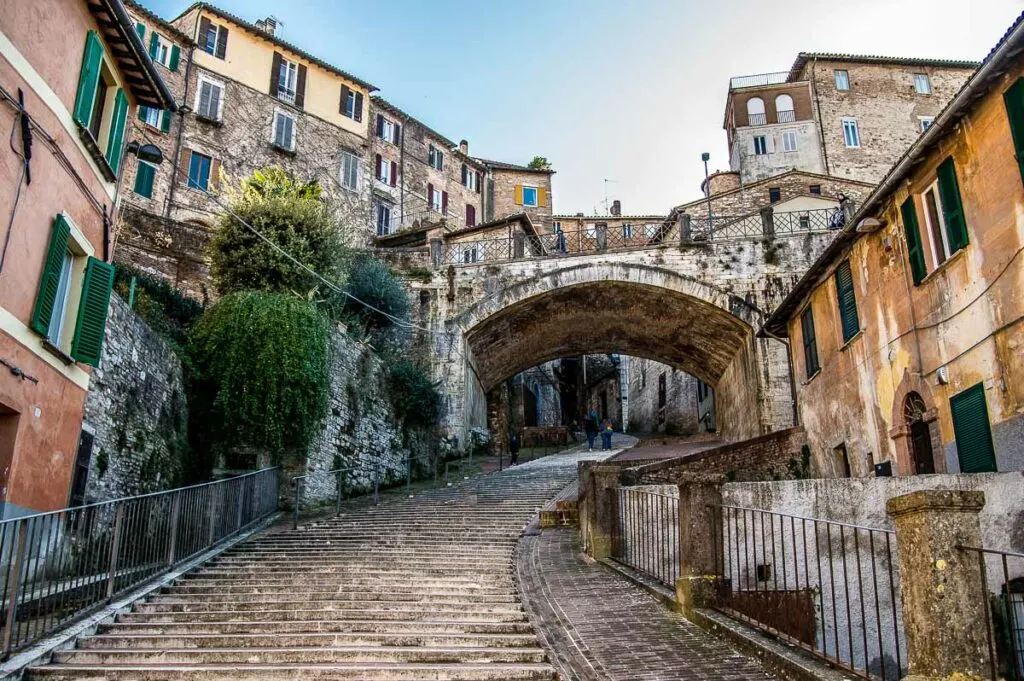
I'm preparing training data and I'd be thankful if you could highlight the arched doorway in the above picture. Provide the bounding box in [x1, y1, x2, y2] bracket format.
[904, 392, 935, 474]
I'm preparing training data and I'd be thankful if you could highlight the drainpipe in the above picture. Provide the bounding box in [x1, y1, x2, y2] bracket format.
[810, 57, 830, 176]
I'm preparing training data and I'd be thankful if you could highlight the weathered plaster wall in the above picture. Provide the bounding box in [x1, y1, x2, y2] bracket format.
[730, 120, 826, 183]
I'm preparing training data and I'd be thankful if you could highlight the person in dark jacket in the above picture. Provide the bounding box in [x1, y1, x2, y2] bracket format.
[509, 432, 520, 466]
[583, 411, 599, 451]
[600, 418, 614, 450]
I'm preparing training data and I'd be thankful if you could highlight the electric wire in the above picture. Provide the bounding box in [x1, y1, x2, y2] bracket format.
[0, 101, 27, 274]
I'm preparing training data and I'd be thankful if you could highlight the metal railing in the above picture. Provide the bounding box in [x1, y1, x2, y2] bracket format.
[747, 112, 767, 126]
[0, 467, 279, 657]
[710, 505, 904, 680]
[690, 206, 846, 243]
[777, 109, 797, 123]
[611, 487, 680, 588]
[960, 545, 1024, 680]
[730, 71, 792, 89]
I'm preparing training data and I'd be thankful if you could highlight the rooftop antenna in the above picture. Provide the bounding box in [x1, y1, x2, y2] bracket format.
[603, 178, 617, 214]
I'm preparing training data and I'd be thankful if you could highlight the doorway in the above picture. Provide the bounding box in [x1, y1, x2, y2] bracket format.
[905, 392, 935, 475]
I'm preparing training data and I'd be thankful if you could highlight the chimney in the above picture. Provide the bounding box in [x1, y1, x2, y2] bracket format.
[255, 16, 278, 36]
[610, 200, 621, 217]
[459, 139, 469, 155]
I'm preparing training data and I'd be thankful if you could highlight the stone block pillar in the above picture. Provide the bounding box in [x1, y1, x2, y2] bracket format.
[676, 475, 724, 616]
[429, 238, 444, 268]
[579, 464, 625, 560]
[886, 490, 993, 681]
[760, 206, 775, 238]
[679, 214, 692, 245]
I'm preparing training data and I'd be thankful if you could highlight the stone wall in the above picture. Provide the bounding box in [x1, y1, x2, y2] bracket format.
[82, 295, 188, 503]
[627, 359, 701, 435]
[486, 166, 554, 231]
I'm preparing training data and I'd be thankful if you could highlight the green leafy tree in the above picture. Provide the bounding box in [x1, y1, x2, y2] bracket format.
[209, 167, 349, 299]
[388, 360, 442, 431]
[189, 291, 330, 466]
[343, 253, 410, 330]
[527, 156, 552, 170]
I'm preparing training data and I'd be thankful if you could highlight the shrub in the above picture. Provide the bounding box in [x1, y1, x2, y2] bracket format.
[113, 263, 203, 348]
[343, 254, 410, 330]
[387, 360, 441, 431]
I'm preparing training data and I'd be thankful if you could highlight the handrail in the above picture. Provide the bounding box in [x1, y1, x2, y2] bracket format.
[713, 503, 895, 534]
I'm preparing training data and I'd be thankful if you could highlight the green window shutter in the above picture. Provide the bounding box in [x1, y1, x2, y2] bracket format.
[834, 259, 860, 343]
[73, 31, 104, 128]
[950, 382, 997, 473]
[160, 109, 172, 133]
[1003, 78, 1024, 186]
[30, 215, 73, 336]
[937, 156, 969, 252]
[70, 257, 115, 368]
[135, 22, 145, 40]
[801, 306, 819, 377]
[133, 162, 155, 199]
[148, 31, 159, 60]
[900, 197, 927, 285]
[169, 44, 180, 72]
[138, 104, 147, 122]
[104, 88, 128, 175]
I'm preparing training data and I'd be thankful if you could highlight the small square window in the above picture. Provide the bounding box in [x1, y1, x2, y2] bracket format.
[919, 116, 934, 132]
[273, 111, 296, 151]
[842, 119, 860, 148]
[187, 152, 212, 191]
[622, 223, 633, 238]
[195, 77, 224, 121]
[809, 184, 822, 195]
[753, 136, 768, 155]
[522, 186, 538, 207]
[340, 151, 359, 191]
[769, 187, 781, 203]
[834, 69, 850, 91]
[428, 144, 444, 171]
[142, 106, 161, 129]
[782, 131, 797, 152]
[914, 73, 932, 95]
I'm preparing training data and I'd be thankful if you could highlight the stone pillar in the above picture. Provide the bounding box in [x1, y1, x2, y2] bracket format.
[679, 214, 692, 245]
[760, 206, 775, 238]
[675, 474, 725, 616]
[582, 464, 625, 560]
[429, 238, 444, 268]
[886, 490, 993, 681]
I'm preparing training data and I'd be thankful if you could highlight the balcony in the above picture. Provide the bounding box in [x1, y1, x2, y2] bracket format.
[729, 71, 791, 89]
[748, 112, 767, 126]
[777, 109, 796, 123]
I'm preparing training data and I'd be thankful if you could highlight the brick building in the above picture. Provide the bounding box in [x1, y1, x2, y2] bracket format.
[0, 0, 174, 516]
[762, 15, 1024, 478]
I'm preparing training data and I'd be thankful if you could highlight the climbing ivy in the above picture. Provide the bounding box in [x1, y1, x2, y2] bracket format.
[189, 291, 330, 466]
[387, 360, 441, 431]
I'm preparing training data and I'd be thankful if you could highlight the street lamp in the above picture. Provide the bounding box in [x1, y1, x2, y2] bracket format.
[701, 152, 713, 231]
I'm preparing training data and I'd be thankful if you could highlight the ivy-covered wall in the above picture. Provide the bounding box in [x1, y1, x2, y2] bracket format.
[82, 295, 188, 503]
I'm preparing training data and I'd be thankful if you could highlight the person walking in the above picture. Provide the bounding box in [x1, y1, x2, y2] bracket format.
[509, 431, 520, 466]
[600, 418, 614, 451]
[583, 410, 599, 451]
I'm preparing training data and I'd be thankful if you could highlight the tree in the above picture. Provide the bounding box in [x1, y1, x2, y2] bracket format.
[343, 253, 410, 331]
[527, 156, 552, 170]
[208, 167, 349, 299]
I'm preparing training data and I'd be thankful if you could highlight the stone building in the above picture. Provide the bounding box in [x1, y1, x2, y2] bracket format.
[627, 359, 714, 436]
[762, 18, 1024, 478]
[475, 158, 555, 232]
[0, 0, 174, 516]
[552, 203, 669, 252]
[725, 53, 978, 185]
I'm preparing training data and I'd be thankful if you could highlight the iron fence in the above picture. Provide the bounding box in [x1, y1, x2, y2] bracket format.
[960, 545, 1024, 680]
[0, 467, 279, 657]
[730, 71, 792, 89]
[710, 505, 905, 680]
[611, 487, 680, 588]
[695, 206, 845, 242]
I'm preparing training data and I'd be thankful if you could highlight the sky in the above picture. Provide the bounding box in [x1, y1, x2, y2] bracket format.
[145, 0, 1022, 216]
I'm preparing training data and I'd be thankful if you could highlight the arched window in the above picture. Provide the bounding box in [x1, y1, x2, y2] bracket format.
[775, 94, 795, 122]
[746, 97, 766, 126]
[904, 392, 936, 475]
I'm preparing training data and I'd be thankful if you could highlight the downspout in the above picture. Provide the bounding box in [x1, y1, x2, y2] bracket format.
[400, 115, 405, 228]
[810, 57, 830, 175]
[165, 42, 196, 218]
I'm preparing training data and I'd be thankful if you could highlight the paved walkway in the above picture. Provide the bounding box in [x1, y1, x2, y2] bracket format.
[518, 528, 775, 681]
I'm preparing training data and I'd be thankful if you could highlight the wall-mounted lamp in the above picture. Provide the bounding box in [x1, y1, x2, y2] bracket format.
[125, 141, 164, 165]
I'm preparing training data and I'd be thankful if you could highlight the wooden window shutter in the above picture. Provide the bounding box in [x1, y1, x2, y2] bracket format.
[375, 154, 382, 178]
[937, 157, 968, 252]
[376, 114, 384, 137]
[70, 257, 115, 367]
[442, 191, 448, 214]
[295, 64, 307, 108]
[538, 188, 548, 207]
[73, 31, 104, 127]
[30, 215, 73, 337]
[180, 149, 192, 181]
[270, 52, 283, 96]
[104, 89, 128, 175]
[428, 183, 434, 208]
[169, 44, 180, 72]
[1003, 78, 1024, 186]
[900, 196, 927, 285]
[133, 162, 155, 198]
[138, 105, 148, 122]
[394, 122, 401, 144]
[950, 382, 997, 473]
[135, 22, 145, 40]
[148, 31, 159, 59]
[390, 161, 397, 187]
[800, 307, 819, 377]
[461, 164, 467, 184]
[160, 109, 172, 133]
[466, 204, 475, 227]
[340, 85, 350, 114]
[354, 92, 363, 122]
[210, 158, 221, 190]
[199, 17, 212, 50]
[476, 172, 482, 194]
[514, 185, 524, 205]
[215, 26, 228, 59]
[834, 259, 860, 343]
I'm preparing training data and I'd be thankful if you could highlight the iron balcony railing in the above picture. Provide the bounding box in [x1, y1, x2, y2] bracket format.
[689, 206, 847, 243]
[777, 109, 797, 123]
[611, 487, 680, 588]
[730, 71, 792, 89]
[959, 545, 1024, 680]
[709, 505, 905, 680]
[747, 112, 768, 126]
[0, 467, 280, 657]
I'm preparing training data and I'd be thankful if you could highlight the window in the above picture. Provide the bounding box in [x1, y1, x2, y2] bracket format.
[919, 116, 934, 132]
[142, 105, 161, 128]
[133, 161, 156, 199]
[782, 131, 797, 152]
[200, 19, 228, 59]
[461, 164, 478, 191]
[800, 306, 820, 379]
[746, 97, 766, 126]
[340, 151, 359, 191]
[522, 186, 538, 207]
[466, 204, 476, 227]
[903, 157, 968, 281]
[809, 184, 821, 195]
[277, 58, 298, 104]
[950, 383, 997, 473]
[30, 214, 114, 367]
[1003, 78, 1024, 185]
[147, 32, 179, 71]
[429, 185, 446, 212]
[922, 184, 951, 268]
[72, 31, 129, 178]
[622, 223, 633, 238]
[272, 110, 295, 151]
[644, 223, 659, 237]
[428, 144, 444, 171]
[842, 119, 860, 148]
[834, 259, 860, 343]
[914, 73, 932, 95]
[195, 76, 224, 121]
[340, 86, 363, 122]
[187, 151, 212, 190]
[834, 69, 850, 91]
[833, 443, 852, 478]
[901, 196, 927, 285]
[377, 154, 392, 185]
[376, 202, 392, 236]
[769, 187, 781, 203]
[376, 115, 399, 144]
[753, 135, 768, 155]
[585, 223, 597, 238]
[775, 94, 795, 122]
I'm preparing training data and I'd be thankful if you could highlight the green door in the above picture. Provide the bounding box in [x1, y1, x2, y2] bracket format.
[950, 383, 998, 473]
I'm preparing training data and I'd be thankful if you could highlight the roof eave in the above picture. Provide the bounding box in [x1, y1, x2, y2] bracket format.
[93, 0, 177, 110]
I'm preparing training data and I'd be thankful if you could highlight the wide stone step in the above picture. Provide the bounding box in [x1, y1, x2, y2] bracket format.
[175, 576, 516, 589]
[118, 608, 530, 623]
[134, 600, 524, 615]
[191, 566, 513, 577]
[28, 662, 557, 680]
[79, 631, 540, 649]
[152, 591, 520, 604]
[101, 619, 536, 636]
[164, 585, 516, 598]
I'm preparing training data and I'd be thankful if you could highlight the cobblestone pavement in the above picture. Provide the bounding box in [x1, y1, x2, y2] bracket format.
[518, 528, 776, 681]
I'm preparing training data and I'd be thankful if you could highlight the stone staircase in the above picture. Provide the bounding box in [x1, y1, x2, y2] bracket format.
[28, 451, 608, 680]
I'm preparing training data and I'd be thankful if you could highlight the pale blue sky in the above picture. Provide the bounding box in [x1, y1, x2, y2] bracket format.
[146, 0, 1022, 215]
